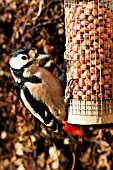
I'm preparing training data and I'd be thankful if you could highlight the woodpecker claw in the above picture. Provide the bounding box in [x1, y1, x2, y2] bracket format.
[64, 78, 78, 105]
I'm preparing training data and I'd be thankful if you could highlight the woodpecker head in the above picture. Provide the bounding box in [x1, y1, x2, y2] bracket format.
[9, 48, 51, 70]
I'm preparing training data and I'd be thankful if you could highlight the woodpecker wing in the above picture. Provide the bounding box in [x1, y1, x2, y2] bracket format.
[24, 64, 66, 121]
[10, 58, 66, 131]
[20, 83, 63, 132]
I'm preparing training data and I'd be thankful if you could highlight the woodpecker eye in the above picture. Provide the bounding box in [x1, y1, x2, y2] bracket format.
[21, 55, 27, 60]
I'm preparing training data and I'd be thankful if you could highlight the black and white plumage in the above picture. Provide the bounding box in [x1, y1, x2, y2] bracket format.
[9, 48, 83, 143]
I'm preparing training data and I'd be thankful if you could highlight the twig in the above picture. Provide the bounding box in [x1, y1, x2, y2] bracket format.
[36, 0, 61, 22]
[20, 3, 37, 39]
[26, 13, 63, 35]
[69, 143, 77, 170]
[71, 152, 76, 170]
[0, 0, 14, 13]
[32, 0, 44, 20]
[1, 154, 13, 159]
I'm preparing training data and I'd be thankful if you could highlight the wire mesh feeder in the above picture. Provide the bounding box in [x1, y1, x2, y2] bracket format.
[64, 0, 113, 125]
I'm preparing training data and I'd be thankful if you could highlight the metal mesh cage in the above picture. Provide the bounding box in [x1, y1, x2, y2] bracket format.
[64, 0, 113, 125]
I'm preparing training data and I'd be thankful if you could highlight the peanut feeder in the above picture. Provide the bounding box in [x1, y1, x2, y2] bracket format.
[64, 0, 113, 125]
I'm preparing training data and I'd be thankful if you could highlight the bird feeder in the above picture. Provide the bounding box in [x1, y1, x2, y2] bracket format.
[64, 0, 113, 125]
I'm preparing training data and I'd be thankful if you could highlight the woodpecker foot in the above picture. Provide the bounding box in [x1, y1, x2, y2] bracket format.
[64, 78, 78, 105]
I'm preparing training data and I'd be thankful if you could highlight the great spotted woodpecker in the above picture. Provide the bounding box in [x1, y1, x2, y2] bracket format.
[9, 48, 83, 143]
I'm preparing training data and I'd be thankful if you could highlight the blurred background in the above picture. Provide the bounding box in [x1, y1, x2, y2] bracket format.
[0, 0, 113, 169]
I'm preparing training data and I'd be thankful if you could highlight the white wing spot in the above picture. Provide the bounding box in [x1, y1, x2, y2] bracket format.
[46, 119, 54, 127]
[45, 111, 48, 117]
[54, 129, 58, 133]
[58, 110, 61, 115]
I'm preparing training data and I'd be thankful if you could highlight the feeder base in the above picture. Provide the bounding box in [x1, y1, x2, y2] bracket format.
[68, 99, 113, 125]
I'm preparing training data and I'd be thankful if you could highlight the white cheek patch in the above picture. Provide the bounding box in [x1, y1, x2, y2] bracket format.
[9, 57, 25, 69]
[9, 54, 29, 69]
[20, 89, 44, 124]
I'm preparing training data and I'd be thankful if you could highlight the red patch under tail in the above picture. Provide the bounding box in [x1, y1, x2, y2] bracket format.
[62, 120, 84, 136]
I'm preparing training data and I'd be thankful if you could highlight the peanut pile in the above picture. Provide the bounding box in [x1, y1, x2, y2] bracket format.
[65, 0, 113, 101]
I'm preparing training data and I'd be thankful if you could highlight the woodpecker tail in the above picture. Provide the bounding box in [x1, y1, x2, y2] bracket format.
[62, 120, 84, 137]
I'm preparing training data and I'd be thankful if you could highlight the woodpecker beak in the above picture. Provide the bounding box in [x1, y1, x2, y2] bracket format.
[35, 54, 51, 61]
